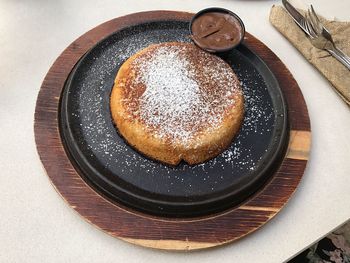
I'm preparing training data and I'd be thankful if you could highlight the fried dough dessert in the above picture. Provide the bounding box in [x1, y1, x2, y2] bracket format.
[110, 42, 244, 165]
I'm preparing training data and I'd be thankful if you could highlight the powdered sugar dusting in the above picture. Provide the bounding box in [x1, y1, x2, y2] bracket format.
[122, 43, 241, 143]
[65, 22, 282, 197]
[137, 45, 202, 142]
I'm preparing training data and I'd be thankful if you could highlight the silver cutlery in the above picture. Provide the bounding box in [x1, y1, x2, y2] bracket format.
[282, 0, 350, 70]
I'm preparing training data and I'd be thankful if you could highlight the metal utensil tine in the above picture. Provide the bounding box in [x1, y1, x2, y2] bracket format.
[309, 5, 334, 42]
[307, 9, 319, 34]
[300, 20, 308, 35]
[304, 13, 316, 37]
[310, 5, 322, 30]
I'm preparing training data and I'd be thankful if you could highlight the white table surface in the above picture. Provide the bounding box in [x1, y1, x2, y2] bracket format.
[1, 0, 349, 262]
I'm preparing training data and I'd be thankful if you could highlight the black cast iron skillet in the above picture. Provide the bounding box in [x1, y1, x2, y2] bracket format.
[59, 20, 289, 218]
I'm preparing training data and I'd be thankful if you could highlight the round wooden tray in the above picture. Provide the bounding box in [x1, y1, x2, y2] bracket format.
[34, 11, 311, 251]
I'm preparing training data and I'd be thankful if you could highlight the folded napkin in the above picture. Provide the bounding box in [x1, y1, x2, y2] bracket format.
[269, 5, 350, 106]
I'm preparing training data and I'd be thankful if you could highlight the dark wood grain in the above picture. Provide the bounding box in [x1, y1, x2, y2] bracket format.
[34, 11, 311, 250]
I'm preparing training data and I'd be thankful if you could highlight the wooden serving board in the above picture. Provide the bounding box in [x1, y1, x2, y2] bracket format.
[34, 11, 311, 251]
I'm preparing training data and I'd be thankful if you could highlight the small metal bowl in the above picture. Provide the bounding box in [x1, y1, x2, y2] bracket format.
[189, 7, 246, 53]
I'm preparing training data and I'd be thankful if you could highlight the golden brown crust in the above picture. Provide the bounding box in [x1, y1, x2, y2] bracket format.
[110, 42, 244, 165]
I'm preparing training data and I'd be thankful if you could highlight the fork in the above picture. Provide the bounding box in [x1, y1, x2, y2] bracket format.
[304, 5, 350, 70]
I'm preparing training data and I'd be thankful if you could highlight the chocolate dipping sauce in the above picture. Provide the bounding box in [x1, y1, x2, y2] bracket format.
[191, 10, 245, 52]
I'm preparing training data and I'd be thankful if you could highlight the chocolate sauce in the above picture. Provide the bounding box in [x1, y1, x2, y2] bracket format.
[191, 12, 244, 52]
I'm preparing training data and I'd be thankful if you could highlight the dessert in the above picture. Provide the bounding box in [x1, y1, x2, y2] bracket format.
[110, 42, 244, 165]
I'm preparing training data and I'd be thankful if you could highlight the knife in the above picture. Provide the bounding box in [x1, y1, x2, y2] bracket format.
[282, 0, 310, 36]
